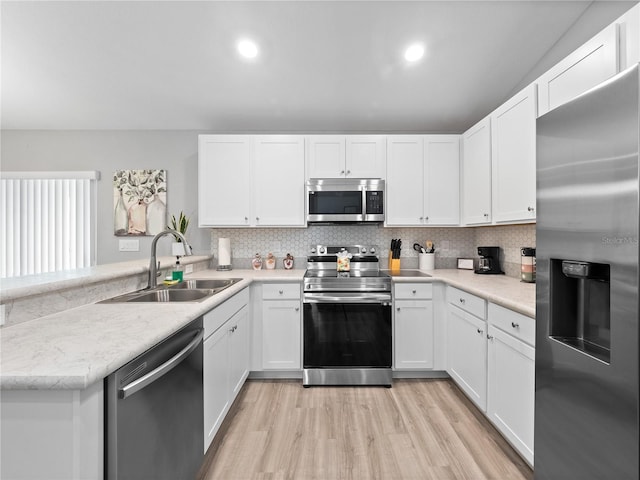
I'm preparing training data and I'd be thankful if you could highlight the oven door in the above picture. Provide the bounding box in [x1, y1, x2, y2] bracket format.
[303, 292, 392, 385]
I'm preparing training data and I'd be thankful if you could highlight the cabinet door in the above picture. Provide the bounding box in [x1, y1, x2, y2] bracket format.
[447, 304, 487, 411]
[253, 135, 305, 226]
[461, 118, 492, 225]
[346, 135, 386, 178]
[394, 300, 434, 369]
[424, 135, 460, 225]
[228, 306, 250, 398]
[487, 325, 535, 465]
[537, 24, 618, 116]
[385, 135, 424, 226]
[198, 135, 252, 227]
[262, 300, 301, 370]
[491, 85, 537, 223]
[307, 136, 346, 178]
[203, 326, 230, 451]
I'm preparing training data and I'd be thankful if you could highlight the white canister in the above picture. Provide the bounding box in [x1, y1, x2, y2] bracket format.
[419, 253, 435, 271]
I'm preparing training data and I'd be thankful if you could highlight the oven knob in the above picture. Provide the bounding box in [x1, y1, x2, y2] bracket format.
[361, 247, 367, 254]
[319, 246, 326, 254]
[370, 247, 376, 254]
[311, 247, 316, 254]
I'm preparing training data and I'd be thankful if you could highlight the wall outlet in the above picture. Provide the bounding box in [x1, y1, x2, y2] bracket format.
[119, 239, 140, 252]
[185, 264, 194, 274]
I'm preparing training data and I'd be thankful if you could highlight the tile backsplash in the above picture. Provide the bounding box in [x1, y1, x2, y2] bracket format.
[209, 223, 535, 279]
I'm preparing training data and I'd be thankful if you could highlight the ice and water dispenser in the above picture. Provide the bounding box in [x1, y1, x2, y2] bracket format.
[550, 259, 611, 363]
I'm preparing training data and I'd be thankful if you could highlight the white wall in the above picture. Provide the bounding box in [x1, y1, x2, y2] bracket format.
[0, 130, 210, 264]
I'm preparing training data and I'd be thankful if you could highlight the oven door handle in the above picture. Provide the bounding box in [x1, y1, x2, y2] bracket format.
[303, 292, 391, 304]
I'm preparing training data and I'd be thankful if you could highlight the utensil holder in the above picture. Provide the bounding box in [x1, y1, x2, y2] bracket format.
[419, 253, 435, 271]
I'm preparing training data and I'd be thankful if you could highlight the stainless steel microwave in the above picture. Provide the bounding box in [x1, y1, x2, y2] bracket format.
[306, 178, 385, 224]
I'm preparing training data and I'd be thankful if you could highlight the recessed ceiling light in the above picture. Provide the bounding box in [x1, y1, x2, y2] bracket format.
[404, 43, 425, 62]
[237, 39, 258, 59]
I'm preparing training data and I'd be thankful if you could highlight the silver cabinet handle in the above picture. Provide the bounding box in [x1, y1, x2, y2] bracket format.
[244, 216, 248, 222]
[419, 217, 424, 221]
[412, 289, 417, 294]
[229, 325, 238, 333]
[527, 207, 535, 212]
[256, 217, 259, 222]
[477, 328, 483, 334]
[279, 290, 284, 294]
[459, 298, 465, 304]
[119, 329, 204, 400]
[487, 334, 494, 340]
[511, 322, 520, 328]
[346, 170, 351, 175]
[295, 307, 300, 312]
[340, 170, 345, 175]
[425, 216, 429, 221]
[484, 213, 489, 218]
[397, 307, 401, 311]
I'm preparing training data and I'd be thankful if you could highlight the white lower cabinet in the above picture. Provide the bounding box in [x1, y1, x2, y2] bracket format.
[261, 283, 302, 370]
[394, 283, 434, 370]
[447, 303, 488, 411]
[203, 289, 250, 452]
[487, 303, 535, 466]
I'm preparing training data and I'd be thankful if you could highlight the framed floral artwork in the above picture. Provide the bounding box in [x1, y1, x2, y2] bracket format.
[113, 169, 167, 236]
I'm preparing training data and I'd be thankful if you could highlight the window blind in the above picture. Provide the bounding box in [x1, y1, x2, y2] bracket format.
[0, 171, 99, 279]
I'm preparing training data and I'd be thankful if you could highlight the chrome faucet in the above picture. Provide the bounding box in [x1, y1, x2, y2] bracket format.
[148, 229, 192, 289]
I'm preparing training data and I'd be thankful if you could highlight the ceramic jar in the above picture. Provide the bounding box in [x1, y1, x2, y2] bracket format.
[265, 252, 276, 270]
[283, 253, 294, 270]
[252, 253, 263, 270]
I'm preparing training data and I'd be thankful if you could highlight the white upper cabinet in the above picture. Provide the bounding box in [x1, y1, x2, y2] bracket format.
[461, 117, 492, 225]
[307, 135, 385, 179]
[491, 84, 537, 223]
[253, 136, 306, 226]
[198, 135, 305, 227]
[537, 23, 618, 116]
[386, 135, 460, 226]
[198, 135, 252, 227]
[424, 135, 460, 225]
[386, 135, 424, 226]
[617, 3, 640, 70]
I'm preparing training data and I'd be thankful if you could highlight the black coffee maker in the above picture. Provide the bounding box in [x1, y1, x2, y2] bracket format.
[475, 246, 504, 274]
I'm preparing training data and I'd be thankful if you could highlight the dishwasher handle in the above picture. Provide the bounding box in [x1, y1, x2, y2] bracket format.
[119, 328, 204, 400]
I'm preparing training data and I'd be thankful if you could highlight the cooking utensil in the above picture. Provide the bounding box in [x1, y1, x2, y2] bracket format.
[425, 240, 435, 253]
[413, 243, 426, 254]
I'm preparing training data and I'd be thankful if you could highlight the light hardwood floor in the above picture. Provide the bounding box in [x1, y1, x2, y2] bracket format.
[198, 379, 533, 480]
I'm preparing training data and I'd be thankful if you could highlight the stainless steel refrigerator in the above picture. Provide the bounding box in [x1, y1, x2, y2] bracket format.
[535, 64, 639, 479]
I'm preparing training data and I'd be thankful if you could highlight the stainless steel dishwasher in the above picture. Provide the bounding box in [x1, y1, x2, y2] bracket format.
[105, 318, 204, 480]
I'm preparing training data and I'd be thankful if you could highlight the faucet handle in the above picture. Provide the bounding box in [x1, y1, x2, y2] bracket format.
[156, 261, 161, 277]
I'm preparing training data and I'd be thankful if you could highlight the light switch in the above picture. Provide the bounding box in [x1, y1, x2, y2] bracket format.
[185, 264, 194, 274]
[119, 239, 140, 252]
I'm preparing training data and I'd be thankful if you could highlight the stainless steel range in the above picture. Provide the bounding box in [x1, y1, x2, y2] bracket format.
[303, 245, 392, 387]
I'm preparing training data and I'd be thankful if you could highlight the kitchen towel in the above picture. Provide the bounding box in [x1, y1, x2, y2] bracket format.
[218, 238, 231, 267]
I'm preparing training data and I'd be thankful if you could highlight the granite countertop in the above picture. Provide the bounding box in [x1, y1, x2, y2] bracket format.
[387, 269, 536, 318]
[0, 267, 533, 391]
[0, 269, 304, 391]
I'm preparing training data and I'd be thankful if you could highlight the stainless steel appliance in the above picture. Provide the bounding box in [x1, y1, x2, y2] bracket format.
[474, 246, 504, 274]
[535, 64, 639, 479]
[306, 178, 385, 223]
[303, 245, 392, 386]
[105, 318, 204, 480]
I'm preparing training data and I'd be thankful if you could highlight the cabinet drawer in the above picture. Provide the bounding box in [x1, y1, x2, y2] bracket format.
[204, 288, 249, 338]
[488, 303, 535, 347]
[262, 282, 301, 300]
[446, 286, 486, 319]
[394, 283, 433, 299]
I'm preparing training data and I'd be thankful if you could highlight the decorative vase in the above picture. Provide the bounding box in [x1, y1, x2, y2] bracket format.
[265, 253, 276, 270]
[128, 200, 147, 235]
[283, 253, 294, 270]
[145, 194, 166, 236]
[251, 253, 263, 270]
[114, 190, 128, 236]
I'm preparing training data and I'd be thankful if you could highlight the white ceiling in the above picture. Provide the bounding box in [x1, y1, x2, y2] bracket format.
[1, 1, 636, 133]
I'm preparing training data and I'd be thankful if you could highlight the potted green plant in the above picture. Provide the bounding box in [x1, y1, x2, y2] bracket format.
[168, 211, 191, 256]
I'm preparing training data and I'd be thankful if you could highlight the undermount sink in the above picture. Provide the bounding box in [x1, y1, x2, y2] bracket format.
[124, 288, 214, 303]
[99, 278, 241, 303]
[170, 278, 242, 292]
